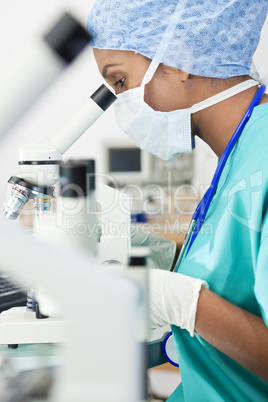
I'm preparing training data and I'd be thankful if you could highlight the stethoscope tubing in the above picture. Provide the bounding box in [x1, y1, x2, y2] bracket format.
[184, 84, 266, 257]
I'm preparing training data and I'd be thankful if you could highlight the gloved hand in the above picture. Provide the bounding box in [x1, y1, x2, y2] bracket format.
[149, 268, 208, 336]
[131, 224, 177, 270]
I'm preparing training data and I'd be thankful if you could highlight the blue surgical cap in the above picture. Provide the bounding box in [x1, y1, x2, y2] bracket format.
[87, 0, 267, 79]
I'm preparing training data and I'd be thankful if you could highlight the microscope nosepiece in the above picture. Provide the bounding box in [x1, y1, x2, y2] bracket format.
[3, 176, 54, 220]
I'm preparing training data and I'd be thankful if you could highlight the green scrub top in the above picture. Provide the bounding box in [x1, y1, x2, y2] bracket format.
[168, 103, 268, 401]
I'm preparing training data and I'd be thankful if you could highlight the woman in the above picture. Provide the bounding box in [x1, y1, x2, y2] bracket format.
[88, 1, 268, 400]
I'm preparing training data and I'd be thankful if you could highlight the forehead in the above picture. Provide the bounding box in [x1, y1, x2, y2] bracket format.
[93, 49, 149, 73]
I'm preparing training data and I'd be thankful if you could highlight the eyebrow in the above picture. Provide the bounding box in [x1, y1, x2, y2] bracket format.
[102, 63, 122, 78]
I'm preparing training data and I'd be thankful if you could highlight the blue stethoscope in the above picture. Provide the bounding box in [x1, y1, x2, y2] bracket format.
[176, 84, 266, 268]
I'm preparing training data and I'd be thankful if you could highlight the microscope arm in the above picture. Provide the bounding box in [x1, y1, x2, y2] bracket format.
[18, 85, 116, 187]
[3, 85, 116, 219]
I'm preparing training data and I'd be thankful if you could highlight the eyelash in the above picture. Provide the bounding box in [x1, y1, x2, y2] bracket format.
[114, 77, 126, 87]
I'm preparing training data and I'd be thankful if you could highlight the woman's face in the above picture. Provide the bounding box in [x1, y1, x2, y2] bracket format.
[93, 48, 191, 112]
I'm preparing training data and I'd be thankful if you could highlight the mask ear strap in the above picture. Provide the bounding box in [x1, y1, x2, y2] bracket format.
[139, 59, 159, 99]
[141, 59, 159, 86]
[191, 79, 259, 114]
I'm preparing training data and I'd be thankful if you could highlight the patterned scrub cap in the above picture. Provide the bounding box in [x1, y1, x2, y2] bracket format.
[87, 0, 268, 79]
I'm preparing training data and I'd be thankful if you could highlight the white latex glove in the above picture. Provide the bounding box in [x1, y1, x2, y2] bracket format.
[149, 269, 208, 337]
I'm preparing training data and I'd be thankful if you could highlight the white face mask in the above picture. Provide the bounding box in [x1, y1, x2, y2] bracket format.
[114, 60, 258, 160]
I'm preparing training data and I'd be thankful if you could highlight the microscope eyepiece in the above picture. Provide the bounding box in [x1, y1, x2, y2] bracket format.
[90, 85, 117, 111]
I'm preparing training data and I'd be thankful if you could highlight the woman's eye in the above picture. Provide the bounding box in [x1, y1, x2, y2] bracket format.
[114, 77, 126, 88]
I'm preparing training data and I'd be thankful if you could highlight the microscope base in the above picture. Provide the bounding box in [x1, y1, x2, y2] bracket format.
[0, 307, 66, 346]
[0, 308, 174, 369]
